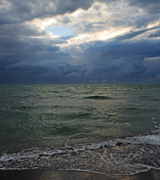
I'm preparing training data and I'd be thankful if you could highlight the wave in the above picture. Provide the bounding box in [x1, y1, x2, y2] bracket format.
[151, 98, 160, 101]
[84, 96, 113, 100]
[1, 134, 160, 175]
[64, 112, 92, 119]
[121, 107, 157, 113]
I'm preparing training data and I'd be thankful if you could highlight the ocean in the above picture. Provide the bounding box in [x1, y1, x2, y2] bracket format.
[0, 84, 160, 175]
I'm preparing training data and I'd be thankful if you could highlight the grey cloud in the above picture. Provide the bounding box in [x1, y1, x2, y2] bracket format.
[2, 0, 159, 27]
[1, 0, 160, 84]
[61, 15, 71, 24]
[5, 54, 158, 80]
[0, 20, 68, 67]
[0, 33, 67, 68]
[116, 28, 151, 41]
[29, 36, 159, 80]
[0, 23, 47, 37]
[64, 0, 160, 35]
[149, 30, 160, 38]
[99, 0, 160, 14]
[69, 36, 160, 78]
[100, 39, 159, 60]
[61, 35, 74, 40]
[148, 68, 159, 77]
[115, 26, 160, 41]
[1, 0, 94, 24]
[128, 0, 160, 14]
[133, 14, 160, 29]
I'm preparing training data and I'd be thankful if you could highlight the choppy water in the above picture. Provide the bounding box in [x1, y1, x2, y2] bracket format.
[0, 84, 160, 175]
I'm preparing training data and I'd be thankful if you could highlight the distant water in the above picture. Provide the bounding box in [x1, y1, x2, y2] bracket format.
[0, 84, 160, 175]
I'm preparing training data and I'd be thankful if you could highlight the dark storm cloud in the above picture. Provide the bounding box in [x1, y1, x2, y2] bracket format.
[11, 32, 159, 80]
[149, 30, 160, 38]
[80, 39, 160, 62]
[0, 33, 67, 67]
[69, 31, 160, 78]
[0, 0, 160, 84]
[0, 22, 68, 68]
[0, 0, 94, 66]
[100, 0, 160, 29]
[1, 0, 160, 25]
[1, 35, 160, 83]
[0, 23, 47, 38]
[1, 0, 94, 24]
[100, 0, 160, 14]
[128, 0, 160, 14]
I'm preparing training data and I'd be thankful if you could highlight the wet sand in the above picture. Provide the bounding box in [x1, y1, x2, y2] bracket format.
[0, 169, 160, 180]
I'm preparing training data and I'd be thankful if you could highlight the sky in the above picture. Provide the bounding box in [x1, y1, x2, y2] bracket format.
[0, 0, 160, 84]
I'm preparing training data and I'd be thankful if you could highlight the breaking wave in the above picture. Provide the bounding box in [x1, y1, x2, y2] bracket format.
[1, 134, 160, 175]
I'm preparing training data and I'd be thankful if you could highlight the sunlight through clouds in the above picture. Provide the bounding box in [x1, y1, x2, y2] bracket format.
[0, 0, 160, 84]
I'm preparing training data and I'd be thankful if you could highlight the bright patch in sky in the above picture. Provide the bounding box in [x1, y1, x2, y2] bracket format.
[46, 25, 73, 36]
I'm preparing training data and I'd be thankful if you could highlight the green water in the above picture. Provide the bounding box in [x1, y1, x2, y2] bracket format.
[0, 84, 160, 174]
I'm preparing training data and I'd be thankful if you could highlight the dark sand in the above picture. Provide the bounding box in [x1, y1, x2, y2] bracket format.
[0, 169, 160, 180]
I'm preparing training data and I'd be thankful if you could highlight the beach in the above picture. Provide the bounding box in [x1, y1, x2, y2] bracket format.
[0, 84, 160, 177]
[1, 169, 160, 180]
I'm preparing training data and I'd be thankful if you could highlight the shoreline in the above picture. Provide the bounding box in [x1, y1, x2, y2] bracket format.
[1, 169, 160, 180]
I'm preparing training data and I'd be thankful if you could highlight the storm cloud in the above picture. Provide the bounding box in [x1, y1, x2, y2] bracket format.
[0, 0, 160, 84]
[0, 0, 94, 24]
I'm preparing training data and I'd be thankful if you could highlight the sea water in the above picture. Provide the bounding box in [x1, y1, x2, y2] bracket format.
[0, 84, 160, 175]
